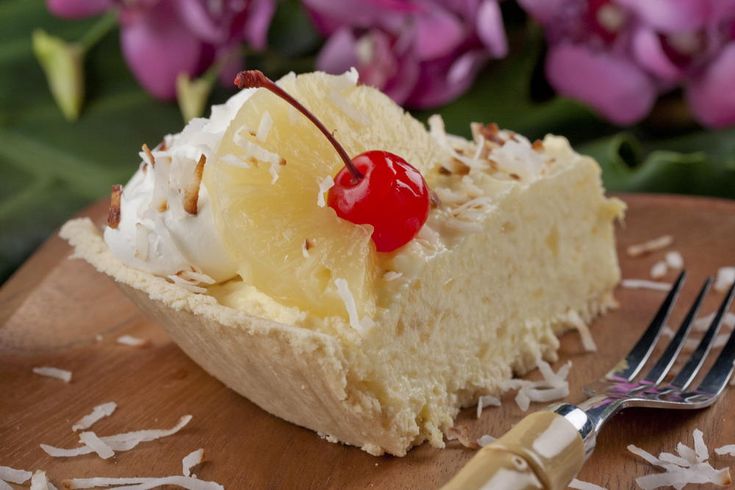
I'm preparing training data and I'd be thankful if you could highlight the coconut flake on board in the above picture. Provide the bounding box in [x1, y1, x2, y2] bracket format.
[566, 310, 597, 352]
[116, 335, 148, 347]
[569, 478, 607, 490]
[78, 432, 114, 459]
[476, 434, 496, 447]
[502, 359, 571, 412]
[622, 279, 672, 292]
[33, 366, 72, 383]
[715, 445, 735, 456]
[715, 267, 735, 293]
[61, 475, 223, 490]
[30, 470, 57, 490]
[626, 235, 674, 257]
[41, 415, 192, 458]
[182, 448, 205, 477]
[72, 402, 117, 432]
[628, 428, 732, 489]
[665, 251, 684, 270]
[0, 466, 32, 484]
[650, 261, 668, 280]
[475, 395, 501, 419]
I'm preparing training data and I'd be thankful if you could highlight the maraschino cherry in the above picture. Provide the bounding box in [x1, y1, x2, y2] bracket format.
[234, 70, 430, 253]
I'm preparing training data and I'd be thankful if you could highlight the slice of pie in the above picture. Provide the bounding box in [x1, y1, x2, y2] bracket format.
[60, 70, 624, 456]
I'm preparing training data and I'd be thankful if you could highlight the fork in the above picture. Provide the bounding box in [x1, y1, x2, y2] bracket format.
[442, 271, 735, 490]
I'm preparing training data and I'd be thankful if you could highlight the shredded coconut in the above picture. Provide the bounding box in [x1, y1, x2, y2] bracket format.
[715, 445, 735, 456]
[445, 426, 479, 449]
[334, 278, 370, 333]
[167, 274, 207, 294]
[715, 267, 735, 293]
[182, 448, 204, 477]
[234, 135, 283, 168]
[79, 431, 115, 459]
[255, 111, 272, 142]
[569, 478, 607, 490]
[0, 466, 32, 484]
[475, 395, 501, 418]
[627, 235, 674, 257]
[33, 366, 72, 383]
[383, 271, 402, 282]
[628, 428, 732, 489]
[317, 176, 334, 208]
[489, 136, 546, 181]
[665, 251, 684, 270]
[567, 310, 597, 352]
[72, 402, 117, 432]
[428, 115, 488, 171]
[329, 91, 368, 126]
[501, 359, 571, 412]
[650, 261, 668, 279]
[219, 153, 251, 169]
[622, 279, 672, 292]
[62, 476, 222, 490]
[477, 434, 496, 447]
[116, 335, 148, 347]
[30, 470, 57, 490]
[42, 415, 192, 458]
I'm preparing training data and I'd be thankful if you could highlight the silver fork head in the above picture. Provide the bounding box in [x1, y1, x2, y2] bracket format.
[569, 273, 735, 452]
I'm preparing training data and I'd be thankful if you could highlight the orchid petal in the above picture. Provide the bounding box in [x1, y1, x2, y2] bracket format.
[616, 0, 709, 33]
[316, 28, 359, 75]
[381, 53, 420, 105]
[46, 0, 111, 19]
[120, 0, 203, 100]
[687, 43, 735, 127]
[631, 28, 683, 83]
[414, 8, 465, 61]
[405, 49, 487, 108]
[516, 0, 566, 24]
[244, 0, 276, 50]
[546, 43, 657, 125]
[176, 0, 227, 44]
[476, 0, 508, 58]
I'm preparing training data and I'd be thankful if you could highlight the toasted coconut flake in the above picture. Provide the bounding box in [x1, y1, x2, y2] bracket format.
[141, 143, 155, 167]
[567, 310, 597, 352]
[0, 466, 32, 484]
[43, 415, 192, 458]
[33, 366, 72, 383]
[532, 139, 544, 152]
[446, 426, 479, 449]
[317, 176, 334, 208]
[255, 111, 272, 142]
[715, 444, 735, 456]
[650, 261, 668, 279]
[629, 429, 732, 489]
[107, 185, 122, 229]
[79, 431, 114, 459]
[622, 279, 671, 292]
[182, 448, 204, 477]
[183, 155, 206, 215]
[715, 267, 735, 293]
[569, 478, 606, 490]
[477, 435, 496, 447]
[475, 395, 501, 418]
[31, 470, 57, 490]
[665, 251, 684, 269]
[116, 335, 148, 347]
[62, 475, 223, 490]
[72, 402, 117, 432]
[626, 235, 674, 257]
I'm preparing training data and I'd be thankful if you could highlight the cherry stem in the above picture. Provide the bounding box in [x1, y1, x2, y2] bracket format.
[234, 70, 363, 181]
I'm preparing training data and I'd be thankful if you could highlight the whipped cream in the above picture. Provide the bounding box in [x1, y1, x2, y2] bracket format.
[104, 88, 254, 282]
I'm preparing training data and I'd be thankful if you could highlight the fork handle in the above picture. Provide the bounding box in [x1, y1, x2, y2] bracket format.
[441, 411, 585, 490]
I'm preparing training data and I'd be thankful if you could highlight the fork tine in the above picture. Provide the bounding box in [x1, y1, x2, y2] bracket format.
[643, 278, 711, 385]
[607, 271, 686, 382]
[687, 280, 735, 395]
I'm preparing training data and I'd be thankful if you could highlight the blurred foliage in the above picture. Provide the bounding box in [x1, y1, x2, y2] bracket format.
[1, 0, 734, 282]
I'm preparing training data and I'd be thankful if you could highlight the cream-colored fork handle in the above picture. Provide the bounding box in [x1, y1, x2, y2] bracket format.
[441, 411, 585, 490]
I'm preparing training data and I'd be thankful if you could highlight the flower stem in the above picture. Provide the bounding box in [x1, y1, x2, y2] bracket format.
[78, 11, 117, 52]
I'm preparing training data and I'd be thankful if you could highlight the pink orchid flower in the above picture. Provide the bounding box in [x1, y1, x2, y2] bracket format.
[520, 0, 735, 127]
[47, 0, 275, 100]
[304, 0, 508, 108]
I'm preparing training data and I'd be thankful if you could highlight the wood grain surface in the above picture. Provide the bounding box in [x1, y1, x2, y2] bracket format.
[1, 193, 735, 489]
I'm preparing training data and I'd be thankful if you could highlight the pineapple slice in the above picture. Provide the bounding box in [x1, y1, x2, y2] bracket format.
[204, 71, 443, 322]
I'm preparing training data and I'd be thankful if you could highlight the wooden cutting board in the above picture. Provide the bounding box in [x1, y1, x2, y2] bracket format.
[1, 193, 735, 489]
